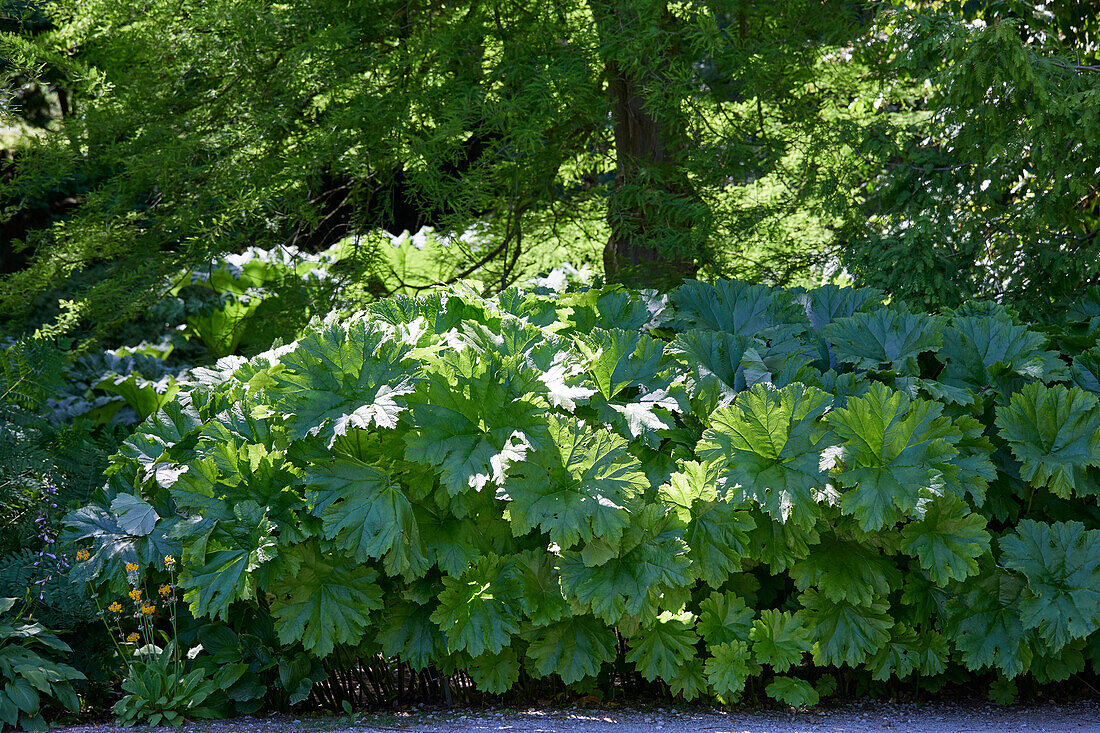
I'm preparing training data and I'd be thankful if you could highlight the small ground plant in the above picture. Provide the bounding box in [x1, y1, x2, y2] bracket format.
[0, 598, 84, 731]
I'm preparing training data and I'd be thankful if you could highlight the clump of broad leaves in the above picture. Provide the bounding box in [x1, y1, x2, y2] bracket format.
[65, 277, 1100, 708]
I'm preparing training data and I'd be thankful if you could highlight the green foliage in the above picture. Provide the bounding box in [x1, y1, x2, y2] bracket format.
[825, 385, 971, 531]
[625, 611, 698, 682]
[697, 383, 832, 529]
[65, 277, 1100, 706]
[1000, 521, 1100, 652]
[1, 0, 894, 333]
[704, 641, 757, 700]
[0, 332, 124, 690]
[823, 311, 944, 375]
[749, 611, 812, 673]
[526, 615, 616, 685]
[989, 676, 1018, 706]
[765, 676, 819, 708]
[0, 228, 370, 723]
[510, 415, 646, 550]
[186, 614, 325, 711]
[430, 556, 519, 659]
[946, 569, 1033, 679]
[900, 497, 990, 584]
[995, 384, 1100, 499]
[112, 647, 218, 728]
[0, 598, 84, 732]
[841, 7, 1100, 312]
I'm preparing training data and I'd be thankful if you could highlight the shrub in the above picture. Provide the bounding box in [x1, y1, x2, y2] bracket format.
[66, 278, 1100, 705]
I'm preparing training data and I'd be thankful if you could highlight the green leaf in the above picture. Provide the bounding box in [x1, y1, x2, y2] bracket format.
[799, 589, 893, 668]
[704, 640, 757, 699]
[825, 310, 944, 376]
[749, 610, 812, 673]
[405, 352, 542, 495]
[180, 503, 277, 620]
[671, 331, 752, 397]
[599, 385, 686, 448]
[414, 505, 481, 576]
[524, 346, 596, 413]
[377, 602, 444, 671]
[946, 568, 1033, 678]
[573, 329, 669, 401]
[765, 676, 819, 708]
[825, 384, 961, 531]
[866, 624, 948, 681]
[939, 316, 1063, 394]
[698, 383, 833, 528]
[697, 591, 755, 646]
[115, 433, 175, 489]
[109, 494, 160, 537]
[201, 398, 282, 450]
[1000, 520, 1100, 651]
[6, 679, 39, 715]
[556, 552, 651, 627]
[145, 400, 203, 447]
[306, 457, 428, 577]
[900, 496, 990, 584]
[430, 555, 521, 658]
[669, 658, 707, 701]
[507, 414, 646, 550]
[659, 460, 721, 522]
[661, 460, 755, 587]
[1029, 637, 1087, 684]
[790, 535, 899, 606]
[525, 615, 616, 684]
[270, 542, 383, 657]
[369, 291, 470, 333]
[625, 611, 699, 681]
[989, 677, 1018, 705]
[182, 549, 256, 621]
[941, 414, 997, 504]
[468, 647, 520, 694]
[995, 383, 1100, 499]
[97, 372, 179, 421]
[513, 551, 569, 627]
[461, 311, 553, 359]
[1070, 347, 1100, 394]
[672, 280, 793, 336]
[800, 284, 883, 332]
[170, 458, 222, 515]
[588, 290, 655, 332]
[683, 500, 755, 588]
[739, 334, 818, 389]
[749, 511, 819, 572]
[272, 320, 418, 445]
[558, 507, 691, 626]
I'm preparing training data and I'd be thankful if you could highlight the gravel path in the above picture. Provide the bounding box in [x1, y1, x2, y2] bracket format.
[56, 699, 1100, 733]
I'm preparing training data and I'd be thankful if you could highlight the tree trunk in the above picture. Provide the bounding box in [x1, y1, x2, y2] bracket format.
[591, 0, 703, 286]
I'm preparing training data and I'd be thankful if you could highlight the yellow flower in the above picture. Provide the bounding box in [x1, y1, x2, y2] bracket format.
[126, 632, 141, 643]
[75, 549, 90, 561]
[158, 584, 172, 596]
[128, 588, 142, 602]
[108, 602, 123, 614]
[164, 555, 176, 569]
[125, 562, 139, 572]
[141, 604, 156, 616]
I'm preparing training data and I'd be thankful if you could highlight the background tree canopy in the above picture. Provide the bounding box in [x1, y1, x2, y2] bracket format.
[2, 0, 874, 334]
[0, 0, 1098, 335]
[839, 1, 1100, 312]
